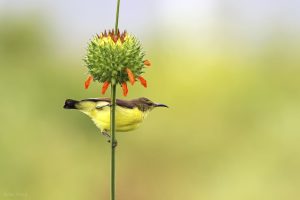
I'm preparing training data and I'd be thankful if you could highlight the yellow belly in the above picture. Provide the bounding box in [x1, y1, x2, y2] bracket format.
[84, 106, 147, 132]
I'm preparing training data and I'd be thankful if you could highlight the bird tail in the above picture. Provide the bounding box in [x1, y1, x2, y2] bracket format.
[64, 99, 79, 109]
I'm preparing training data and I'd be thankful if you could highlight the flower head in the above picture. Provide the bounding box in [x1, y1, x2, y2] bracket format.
[84, 29, 150, 96]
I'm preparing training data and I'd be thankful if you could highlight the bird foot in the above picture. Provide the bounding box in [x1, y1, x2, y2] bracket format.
[112, 140, 118, 148]
[101, 130, 117, 148]
[102, 130, 110, 138]
[107, 140, 118, 148]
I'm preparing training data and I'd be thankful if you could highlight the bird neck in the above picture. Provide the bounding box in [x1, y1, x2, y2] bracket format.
[134, 103, 153, 112]
[141, 110, 151, 119]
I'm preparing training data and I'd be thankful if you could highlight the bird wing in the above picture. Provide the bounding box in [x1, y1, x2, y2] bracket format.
[83, 98, 111, 102]
[95, 101, 111, 110]
[82, 98, 136, 109]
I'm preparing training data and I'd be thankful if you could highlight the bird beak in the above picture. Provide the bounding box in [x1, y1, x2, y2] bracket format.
[154, 103, 168, 108]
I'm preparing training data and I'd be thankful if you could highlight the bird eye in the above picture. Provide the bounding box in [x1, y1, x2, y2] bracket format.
[145, 98, 153, 104]
[140, 97, 152, 105]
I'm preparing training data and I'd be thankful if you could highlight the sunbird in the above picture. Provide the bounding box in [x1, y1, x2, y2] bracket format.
[64, 97, 168, 137]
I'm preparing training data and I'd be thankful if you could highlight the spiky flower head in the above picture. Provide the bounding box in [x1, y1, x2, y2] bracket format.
[84, 29, 151, 96]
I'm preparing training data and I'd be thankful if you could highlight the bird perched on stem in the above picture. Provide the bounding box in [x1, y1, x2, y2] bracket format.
[64, 97, 168, 139]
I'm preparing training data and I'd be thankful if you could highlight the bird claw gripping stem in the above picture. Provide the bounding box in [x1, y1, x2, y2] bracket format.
[102, 130, 118, 148]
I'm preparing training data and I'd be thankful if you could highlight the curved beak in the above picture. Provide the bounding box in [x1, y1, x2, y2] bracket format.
[154, 103, 168, 108]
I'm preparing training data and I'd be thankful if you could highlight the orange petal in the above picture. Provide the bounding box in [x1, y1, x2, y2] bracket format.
[126, 68, 135, 85]
[84, 76, 93, 89]
[138, 76, 147, 88]
[121, 82, 128, 96]
[143, 60, 151, 66]
[101, 81, 110, 95]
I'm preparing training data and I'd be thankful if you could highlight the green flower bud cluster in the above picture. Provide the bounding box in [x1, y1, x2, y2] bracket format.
[84, 30, 146, 85]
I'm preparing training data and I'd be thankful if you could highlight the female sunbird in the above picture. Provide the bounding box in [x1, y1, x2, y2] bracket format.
[64, 97, 168, 136]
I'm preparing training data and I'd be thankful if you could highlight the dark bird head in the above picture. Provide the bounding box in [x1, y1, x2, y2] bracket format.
[134, 97, 168, 112]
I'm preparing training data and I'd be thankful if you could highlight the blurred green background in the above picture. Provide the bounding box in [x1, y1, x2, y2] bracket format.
[1, 1, 300, 199]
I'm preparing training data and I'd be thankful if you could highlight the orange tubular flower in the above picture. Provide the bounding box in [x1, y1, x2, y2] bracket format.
[101, 81, 110, 95]
[126, 68, 135, 85]
[121, 82, 128, 96]
[143, 60, 151, 66]
[84, 76, 93, 89]
[138, 76, 147, 88]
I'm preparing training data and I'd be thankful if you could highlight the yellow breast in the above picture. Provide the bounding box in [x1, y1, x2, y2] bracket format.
[84, 106, 148, 132]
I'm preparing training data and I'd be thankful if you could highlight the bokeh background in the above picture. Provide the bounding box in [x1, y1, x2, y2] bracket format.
[1, 0, 300, 199]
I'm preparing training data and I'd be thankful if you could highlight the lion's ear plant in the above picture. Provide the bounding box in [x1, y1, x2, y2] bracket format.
[84, 30, 150, 96]
[63, 0, 168, 199]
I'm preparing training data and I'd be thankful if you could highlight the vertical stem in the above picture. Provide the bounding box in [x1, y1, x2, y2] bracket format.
[110, 84, 117, 200]
[115, 0, 121, 34]
[111, 1, 120, 200]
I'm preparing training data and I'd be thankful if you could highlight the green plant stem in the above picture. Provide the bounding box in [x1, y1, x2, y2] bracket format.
[110, 83, 117, 200]
[111, 1, 120, 200]
[115, 0, 121, 34]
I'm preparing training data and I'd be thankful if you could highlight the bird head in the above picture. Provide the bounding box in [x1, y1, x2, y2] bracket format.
[134, 97, 168, 112]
